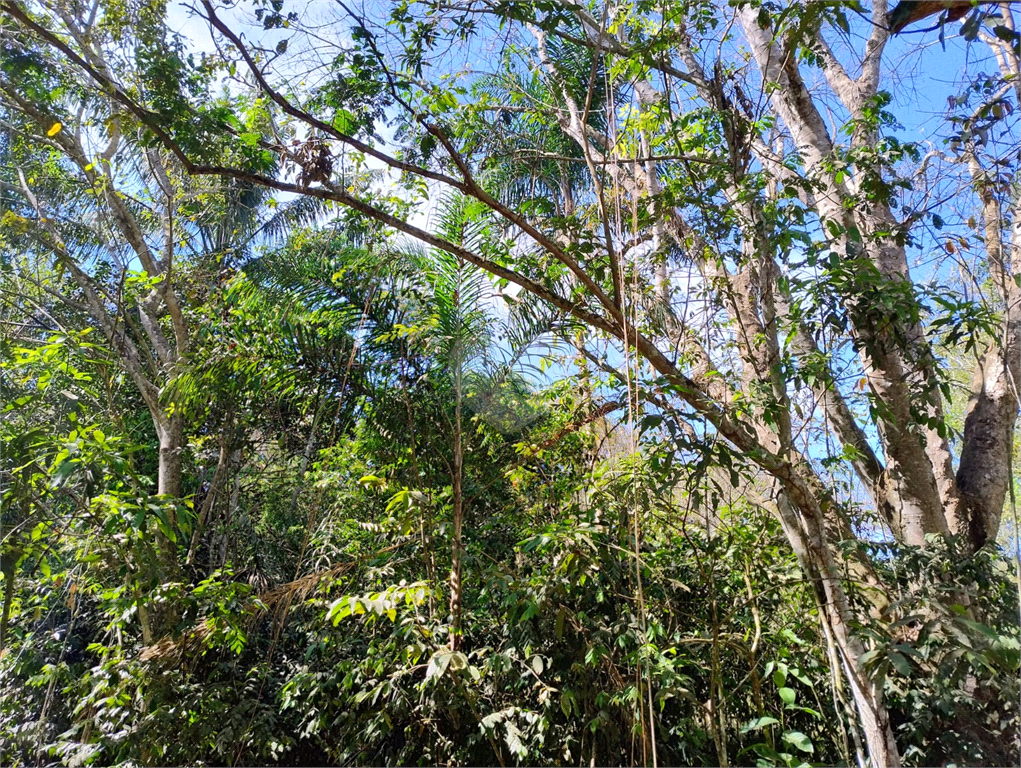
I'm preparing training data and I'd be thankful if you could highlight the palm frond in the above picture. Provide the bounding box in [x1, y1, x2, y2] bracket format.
[259, 195, 335, 242]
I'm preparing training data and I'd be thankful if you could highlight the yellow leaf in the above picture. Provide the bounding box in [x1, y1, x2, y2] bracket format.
[47, 122, 62, 137]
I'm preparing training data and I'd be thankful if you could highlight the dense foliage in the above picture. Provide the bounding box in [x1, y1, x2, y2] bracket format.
[2, 0, 1021, 766]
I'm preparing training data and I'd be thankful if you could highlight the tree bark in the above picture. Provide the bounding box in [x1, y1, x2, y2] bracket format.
[157, 415, 185, 500]
[953, 84, 1021, 548]
[150, 414, 184, 639]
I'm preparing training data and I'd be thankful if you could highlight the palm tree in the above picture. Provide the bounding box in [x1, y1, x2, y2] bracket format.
[408, 191, 569, 650]
[413, 193, 493, 651]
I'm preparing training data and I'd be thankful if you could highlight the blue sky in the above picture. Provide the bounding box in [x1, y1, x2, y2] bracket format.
[157, 2, 1018, 485]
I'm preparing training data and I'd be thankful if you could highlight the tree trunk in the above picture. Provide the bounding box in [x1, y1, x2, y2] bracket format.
[148, 413, 184, 640]
[216, 450, 244, 568]
[449, 387, 464, 651]
[0, 548, 20, 650]
[154, 413, 184, 570]
[157, 415, 184, 499]
[187, 435, 230, 566]
[841, 653, 900, 768]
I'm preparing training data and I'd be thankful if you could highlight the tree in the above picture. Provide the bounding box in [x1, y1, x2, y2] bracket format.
[1, 19, 199, 638]
[0, 2, 297, 638]
[3, 0, 1021, 765]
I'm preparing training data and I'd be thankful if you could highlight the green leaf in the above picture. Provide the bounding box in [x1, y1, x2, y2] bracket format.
[778, 687, 796, 706]
[858, 648, 882, 666]
[741, 716, 779, 733]
[426, 649, 453, 680]
[783, 730, 814, 754]
[51, 458, 77, 488]
[888, 651, 912, 676]
[787, 704, 823, 719]
[956, 617, 999, 639]
[788, 667, 813, 687]
[520, 601, 539, 621]
[420, 133, 437, 160]
[745, 742, 784, 762]
[328, 597, 353, 624]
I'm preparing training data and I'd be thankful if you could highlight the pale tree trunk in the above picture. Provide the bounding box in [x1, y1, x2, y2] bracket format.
[156, 414, 185, 566]
[666, 16, 905, 759]
[726, 5, 1020, 762]
[726, 9, 901, 763]
[735, 5, 957, 545]
[732, 1, 1021, 551]
[954, 14, 1021, 549]
[538, 10, 907, 758]
[157, 415, 185, 499]
[147, 413, 185, 639]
